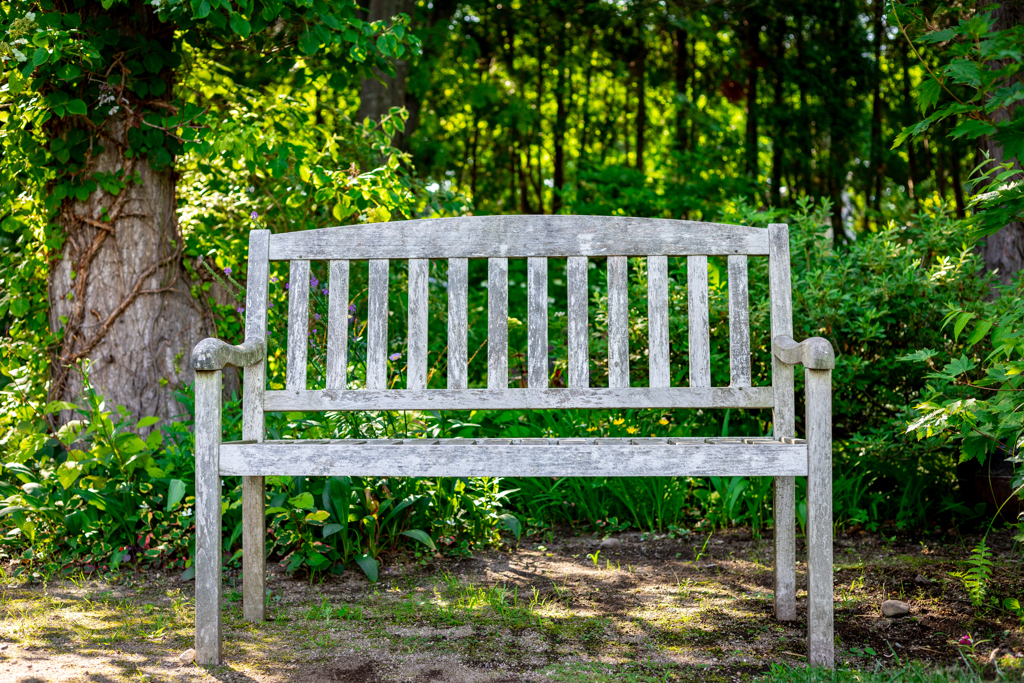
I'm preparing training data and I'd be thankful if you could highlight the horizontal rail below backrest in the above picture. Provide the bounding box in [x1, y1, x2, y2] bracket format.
[264, 387, 774, 412]
[268, 216, 770, 260]
[219, 441, 808, 477]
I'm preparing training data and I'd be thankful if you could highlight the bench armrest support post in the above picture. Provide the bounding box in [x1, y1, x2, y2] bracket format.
[194, 369, 223, 665]
[805, 366, 834, 667]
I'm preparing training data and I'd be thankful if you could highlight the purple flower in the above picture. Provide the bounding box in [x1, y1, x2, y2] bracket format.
[389, 352, 402, 361]
[312, 328, 317, 335]
[268, 302, 274, 308]
[270, 276, 278, 283]
[348, 303, 357, 313]
[314, 313, 321, 321]
[250, 211, 259, 220]
[236, 307, 244, 314]
[224, 267, 232, 276]
[959, 634, 973, 646]
[322, 288, 328, 296]
[285, 282, 289, 290]
[348, 315, 355, 325]
[311, 276, 319, 288]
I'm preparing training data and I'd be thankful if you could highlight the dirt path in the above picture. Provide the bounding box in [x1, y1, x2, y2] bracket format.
[1, 528, 1022, 682]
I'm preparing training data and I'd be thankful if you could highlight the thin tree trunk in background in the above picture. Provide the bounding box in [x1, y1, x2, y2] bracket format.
[358, 0, 416, 144]
[674, 22, 690, 152]
[901, 43, 918, 201]
[795, 12, 810, 196]
[48, 2, 209, 421]
[770, 17, 785, 207]
[951, 134, 966, 218]
[977, 0, 1024, 285]
[936, 136, 949, 205]
[634, 1, 647, 171]
[744, 17, 759, 178]
[578, 30, 595, 165]
[865, 0, 884, 230]
[552, 11, 568, 213]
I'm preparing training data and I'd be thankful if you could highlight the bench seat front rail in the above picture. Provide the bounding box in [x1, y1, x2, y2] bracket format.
[190, 216, 835, 668]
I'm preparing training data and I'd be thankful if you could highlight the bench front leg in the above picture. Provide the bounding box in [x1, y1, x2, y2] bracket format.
[805, 367, 834, 668]
[194, 370, 223, 665]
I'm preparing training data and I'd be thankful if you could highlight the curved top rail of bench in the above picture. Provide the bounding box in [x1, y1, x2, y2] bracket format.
[267, 215, 772, 261]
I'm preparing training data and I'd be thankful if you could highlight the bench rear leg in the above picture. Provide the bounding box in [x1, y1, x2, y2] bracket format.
[243, 476, 266, 621]
[773, 476, 796, 621]
[195, 370, 223, 665]
[806, 367, 834, 667]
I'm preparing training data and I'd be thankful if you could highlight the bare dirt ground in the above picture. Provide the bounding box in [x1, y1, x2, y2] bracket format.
[1, 527, 1023, 682]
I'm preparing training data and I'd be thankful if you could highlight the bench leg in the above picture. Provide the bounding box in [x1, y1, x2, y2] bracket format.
[195, 370, 223, 665]
[243, 475, 266, 621]
[805, 368, 834, 668]
[773, 476, 796, 621]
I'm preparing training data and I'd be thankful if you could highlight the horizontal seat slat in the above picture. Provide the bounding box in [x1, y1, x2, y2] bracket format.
[219, 441, 808, 478]
[267, 216, 770, 260]
[263, 386, 774, 411]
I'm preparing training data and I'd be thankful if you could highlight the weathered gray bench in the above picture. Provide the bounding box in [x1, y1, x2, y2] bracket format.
[189, 216, 836, 667]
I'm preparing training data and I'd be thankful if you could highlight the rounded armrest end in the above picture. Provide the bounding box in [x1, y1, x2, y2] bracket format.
[773, 335, 835, 370]
[191, 338, 265, 371]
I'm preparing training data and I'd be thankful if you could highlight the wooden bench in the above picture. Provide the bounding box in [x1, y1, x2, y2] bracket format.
[189, 216, 836, 668]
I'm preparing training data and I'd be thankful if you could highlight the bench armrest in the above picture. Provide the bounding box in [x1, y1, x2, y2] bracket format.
[191, 338, 265, 371]
[772, 335, 835, 370]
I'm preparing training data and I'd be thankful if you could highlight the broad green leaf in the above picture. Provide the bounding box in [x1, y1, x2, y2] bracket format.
[355, 553, 378, 582]
[137, 416, 160, 428]
[944, 355, 977, 377]
[966, 320, 994, 347]
[500, 513, 522, 539]
[43, 400, 78, 414]
[289, 492, 315, 510]
[400, 529, 436, 551]
[305, 510, 330, 522]
[166, 479, 186, 511]
[299, 32, 320, 55]
[229, 13, 252, 38]
[323, 523, 344, 538]
[56, 461, 82, 490]
[953, 312, 976, 341]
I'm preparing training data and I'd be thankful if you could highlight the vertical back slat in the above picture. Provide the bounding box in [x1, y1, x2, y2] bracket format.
[528, 257, 548, 388]
[366, 259, 389, 390]
[728, 255, 751, 387]
[647, 255, 670, 388]
[488, 258, 509, 389]
[286, 259, 310, 391]
[567, 256, 590, 388]
[607, 256, 629, 388]
[241, 230, 268, 624]
[407, 259, 429, 390]
[768, 222, 797, 623]
[687, 254, 711, 387]
[448, 258, 469, 389]
[326, 260, 350, 390]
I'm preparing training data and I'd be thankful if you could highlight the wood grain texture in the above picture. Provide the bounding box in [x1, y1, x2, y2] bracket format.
[647, 255, 670, 388]
[773, 335, 836, 369]
[264, 386, 774, 411]
[286, 260, 310, 392]
[806, 367, 834, 668]
[448, 258, 468, 390]
[407, 259, 429, 390]
[191, 338, 264, 371]
[366, 259, 389, 390]
[728, 255, 751, 387]
[607, 256, 629, 388]
[567, 257, 590, 388]
[528, 257, 548, 388]
[194, 371, 222, 665]
[269, 216, 770, 260]
[220, 441, 808, 478]
[687, 255, 711, 388]
[768, 223, 796, 623]
[326, 260, 350, 390]
[242, 231, 269, 624]
[488, 258, 508, 389]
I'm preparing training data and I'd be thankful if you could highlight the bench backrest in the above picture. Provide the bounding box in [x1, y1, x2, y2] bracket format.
[239, 216, 796, 439]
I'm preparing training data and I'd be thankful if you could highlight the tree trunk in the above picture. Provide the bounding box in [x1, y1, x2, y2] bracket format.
[674, 22, 690, 153]
[977, 0, 1024, 285]
[770, 17, 785, 207]
[744, 17, 759, 178]
[634, 1, 647, 171]
[865, 0, 884, 230]
[358, 0, 416, 141]
[552, 12, 568, 213]
[48, 4, 208, 421]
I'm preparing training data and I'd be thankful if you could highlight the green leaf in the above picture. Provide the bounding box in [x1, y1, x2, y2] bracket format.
[137, 416, 161, 428]
[56, 461, 82, 490]
[500, 513, 522, 539]
[400, 529, 436, 551]
[305, 510, 330, 522]
[289, 492, 315, 510]
[951, 118, 997, 140]
[966, 320, 994, 348]
[8, 70, 25, 95]
[944, 355, 977, 377]
[65, 99, 88, 116]
[953, 312, 976, 341]
[31, 48, 48, 68]
[323, 523, 344, 538]
[917, 28, 956, 44]
[354, 553, 378, 582]
[166, 479, 186, 511]
[916, 78, 941, 114]
[229, 13, 252, 38]
[946, 59, 982, 88]
[10, 298, 30, 317]
[195, 0, 211, 18]
[299, 32, 320, 55]
[181, 565, 195, 581]
[43, 400, 78, 414]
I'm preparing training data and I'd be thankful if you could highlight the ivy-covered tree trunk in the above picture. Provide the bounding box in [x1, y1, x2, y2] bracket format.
[46, 3, 209, 420]
[977, 0, 1024, 286]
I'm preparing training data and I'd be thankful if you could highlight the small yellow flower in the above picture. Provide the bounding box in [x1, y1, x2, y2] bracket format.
[626, 426, 639, 435]
[659, 418, 669, 426]
[612, 418, 625, 426]
[587, 426, 598, 432]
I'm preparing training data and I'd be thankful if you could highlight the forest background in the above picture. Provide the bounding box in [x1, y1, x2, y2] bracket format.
[0, 0, 1021, 581]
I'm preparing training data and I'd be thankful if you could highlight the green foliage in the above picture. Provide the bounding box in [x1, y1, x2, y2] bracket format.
[952, 539, 994, 608]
